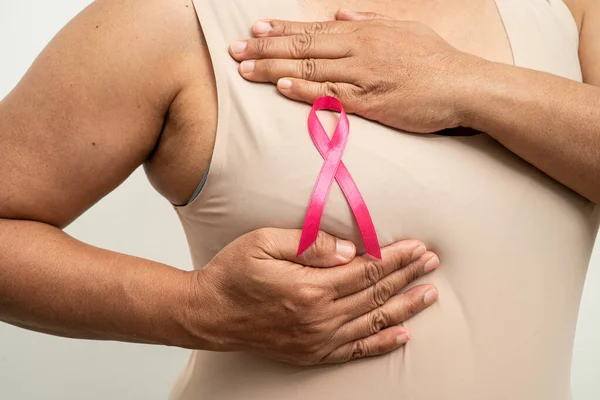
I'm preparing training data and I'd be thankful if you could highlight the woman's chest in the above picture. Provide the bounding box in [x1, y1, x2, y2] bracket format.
[153, 0, 580, 207]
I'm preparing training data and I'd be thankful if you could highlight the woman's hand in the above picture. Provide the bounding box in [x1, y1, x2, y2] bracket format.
[191, 228, 439, 366]
[229, 10, 481, 133]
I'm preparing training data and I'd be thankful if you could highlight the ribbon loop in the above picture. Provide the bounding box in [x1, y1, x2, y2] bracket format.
[298, 96, 381, 260]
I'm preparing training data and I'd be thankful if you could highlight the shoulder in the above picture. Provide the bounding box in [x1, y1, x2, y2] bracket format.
[0, 0, 212, 225]
[562, 0, 595, 32]
[564, 0, 600, 84]
[83, 0, 205, 88]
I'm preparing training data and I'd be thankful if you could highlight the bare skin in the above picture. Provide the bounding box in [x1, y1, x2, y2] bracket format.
[0, 0, 440, 366]
[0, 0, 595, 367]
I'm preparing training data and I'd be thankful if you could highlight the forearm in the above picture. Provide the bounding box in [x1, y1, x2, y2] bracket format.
[0, 218, 211, 349]
[461, 59, 600, 203]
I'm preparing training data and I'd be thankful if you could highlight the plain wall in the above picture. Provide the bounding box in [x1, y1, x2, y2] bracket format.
[0, 1, 598, 399]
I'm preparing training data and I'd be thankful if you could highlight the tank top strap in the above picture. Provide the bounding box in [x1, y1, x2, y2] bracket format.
[494, 0, 581, 80]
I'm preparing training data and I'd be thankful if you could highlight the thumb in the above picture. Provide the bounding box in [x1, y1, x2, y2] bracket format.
[254, 228, 356, 268]
[335, 9, 392, 21]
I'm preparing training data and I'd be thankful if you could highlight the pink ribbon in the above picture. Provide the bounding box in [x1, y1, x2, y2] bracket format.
[298, 96, 381, 260]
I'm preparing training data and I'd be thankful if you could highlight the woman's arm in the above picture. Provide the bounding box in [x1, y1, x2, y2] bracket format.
[457, 1, 600, 203]
[0, 0, 211, 347]
[0, 218, 203, 347]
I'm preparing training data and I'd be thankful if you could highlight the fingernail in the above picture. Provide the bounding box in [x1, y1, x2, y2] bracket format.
[278, 78, 293, 90]
[424, 256, 440, 273]
[411, 245, 426, 261]
[240, 60, 255, 73]
[253, 20, 273, 35]
[424, 289, 438, 306]
[230, 41, 247, 54]
[396, 333, 410, 345]
[336, 239, 355, 260]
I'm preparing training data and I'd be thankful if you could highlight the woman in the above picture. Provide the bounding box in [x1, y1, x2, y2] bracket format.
[0, 0, 439, 393]
[171, 1, 597, 399]
[1, 0, 598, 399]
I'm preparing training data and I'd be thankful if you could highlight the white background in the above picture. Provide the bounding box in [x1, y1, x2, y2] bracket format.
[0, 1, 598, 399]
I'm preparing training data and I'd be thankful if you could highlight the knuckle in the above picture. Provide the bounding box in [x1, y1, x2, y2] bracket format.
[313, 231, 332, 256]
[297, 286, 323, 307]
[405, 264, 422, 284]
[269, 21, 288, 36]
[291, 34, 314, 57]
[394, 251, 409, 269]
[324, 82, 343, 98]
[372, 279, 394, 307]
[300, 58, 318, 80]
[255, 38, 270, 56]
[369, 308, 389, 334]
[363, 261, 384, 287]
[350, 339, 369, 359]
[305, 21, 326, 34]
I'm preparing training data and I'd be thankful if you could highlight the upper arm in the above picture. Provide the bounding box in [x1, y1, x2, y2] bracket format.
[0, 0, 199, 228]
[577, 0, 600, 85]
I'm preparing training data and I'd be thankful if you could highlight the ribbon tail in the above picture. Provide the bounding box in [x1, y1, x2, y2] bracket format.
[335, 163, 382, 260]
[297, 150, 345, 257]
[297, 213, 320, 257]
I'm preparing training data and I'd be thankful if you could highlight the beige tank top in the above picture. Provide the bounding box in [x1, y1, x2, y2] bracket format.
[171, 1, 599, 399]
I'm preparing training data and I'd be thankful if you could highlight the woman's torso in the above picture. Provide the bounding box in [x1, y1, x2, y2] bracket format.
[155, 1, 598, 399]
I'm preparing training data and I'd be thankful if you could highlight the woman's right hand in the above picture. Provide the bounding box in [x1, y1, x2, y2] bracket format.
[190, 228, 440, 366]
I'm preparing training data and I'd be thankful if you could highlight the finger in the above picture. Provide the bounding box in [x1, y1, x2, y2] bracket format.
[332, 285, 438, 346]
[335, 251, 440, 320]
[323, 239, 426, 298]
[335, 9, 393, 21]
[229, 34, 352, 62]
[252, 19, 357, 38]
[277, 78, 361, 111]
[239, 58, 354, 84]
[251, 228, 356, 267]
[320, 325, 410, 364]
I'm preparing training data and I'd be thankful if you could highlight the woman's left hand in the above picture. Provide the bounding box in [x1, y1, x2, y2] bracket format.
[229, 9, 483, 133]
